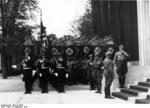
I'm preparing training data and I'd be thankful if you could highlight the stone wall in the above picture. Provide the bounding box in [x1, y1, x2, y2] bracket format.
[0, 54, 1, 70]
[125, 66, 150, 84]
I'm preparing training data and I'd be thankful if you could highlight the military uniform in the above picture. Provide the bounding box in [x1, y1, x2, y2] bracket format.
[80, 59, 89, 84]
[67, 61, 76, 85]
[71, 60, 79, 85]
[37, 56, 50, 93]
[93, 56, 103, 93]
[87, 55, 96, 90]
[21, 48, 33, 94]
[40, 46, 48, 59]
[114, 45, 129, 88]
[54, 55, 68, 93]
[74, 60, 81, 84]
[103, 52, 114, 99]
[48, 57, 57, 88]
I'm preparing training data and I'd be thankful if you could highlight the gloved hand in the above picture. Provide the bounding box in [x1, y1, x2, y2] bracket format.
[54, 73, 58, 77]
[66, 74, 69, 78]
[32, 70, 36, 76]
[20, 74, 23, 78]
[39, 73, 42, 77]
[101, 67, 104, 69]
[21, 74, 24, 81]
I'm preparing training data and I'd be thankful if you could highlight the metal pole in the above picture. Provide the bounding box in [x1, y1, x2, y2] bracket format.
[39, 7, 42, 23]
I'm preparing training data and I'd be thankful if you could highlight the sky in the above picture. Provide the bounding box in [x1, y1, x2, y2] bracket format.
[38, 0, 88, 38]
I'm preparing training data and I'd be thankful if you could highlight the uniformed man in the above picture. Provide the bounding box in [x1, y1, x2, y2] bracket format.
[54, 54, 68, 93]
[87, 55, 96, 90]
[65, 47, 77, 85]
[80, 58, 89, 84]
[66, 60, 73, 85]
[107, 47, 114, 60]
[74, 59, 81, 84]
[48, 56, 57, 89]
[94, 47, 101, 57]
[114, 44, 129, 88]
[93, 54, 104, 94]
[103, 51, 115, 99]
[71, 60, 79, 85]
[67, 60, 77, 85]
[21, 47, 33, 94]
[37, 52, 50, 93]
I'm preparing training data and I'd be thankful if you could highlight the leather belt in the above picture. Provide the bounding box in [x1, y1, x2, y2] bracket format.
[41, 67, 49, 69]
[57, 66, 65, 69]
[23, 67, 31, 69]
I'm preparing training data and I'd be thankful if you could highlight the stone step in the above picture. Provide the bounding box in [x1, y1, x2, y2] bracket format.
[138, 82, 150, 87]
[130, 85, 150, 92]
[147, 79, 150, 82]
[135, 98, 150, 104]
[135, 95, 150, 104]
[112, 92, 137, 100]
[121, 88, 145, 96]
[147, 95, 150, 99]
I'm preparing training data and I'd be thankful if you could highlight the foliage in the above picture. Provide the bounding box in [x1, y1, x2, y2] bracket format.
[49, 34, 114, 46]
[68, 0, 114, 47]
[70, 0, 93, 38]
[0, 0, 38, 78]
[0, 0, 38, 55]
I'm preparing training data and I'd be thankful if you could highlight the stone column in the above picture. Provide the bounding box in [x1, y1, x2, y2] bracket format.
[137, 0, 150, 66]
[0, 54, 1, 70]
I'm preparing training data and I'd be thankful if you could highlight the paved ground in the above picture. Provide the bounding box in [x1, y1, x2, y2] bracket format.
[0, 75, 133, 104]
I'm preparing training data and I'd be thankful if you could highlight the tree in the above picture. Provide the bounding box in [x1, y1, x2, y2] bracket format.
[47, 34, 57, 41]
[0, 0, 38, 79]
[70, 0, 94, 38]
[70, 0, 114, 46]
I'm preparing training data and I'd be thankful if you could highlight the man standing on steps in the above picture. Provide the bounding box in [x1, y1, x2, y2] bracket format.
[114, 44, 130, 88]
[103, 51, 115, 99]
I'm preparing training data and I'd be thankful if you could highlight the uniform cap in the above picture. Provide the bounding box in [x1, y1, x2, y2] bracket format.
[107, 47, 114, 54]
[105, 51, 112, 56]
[119, 44, 124, 48]
[24, 47, 31, 54]
[89, 54, 93, 58]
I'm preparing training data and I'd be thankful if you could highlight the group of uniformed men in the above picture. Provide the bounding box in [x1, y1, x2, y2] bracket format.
[21, 43, 129, 99]
[87, 45, 129, 99]
[21, 46, 68, 94]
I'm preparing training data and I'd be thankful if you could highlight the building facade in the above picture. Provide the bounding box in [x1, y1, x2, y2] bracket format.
[92, 0, 150, 89]
[92, 0, 139, 61]
[0, 8, 2, 70]
[92, 0, 150, 66]
[137, 0, 150, 66]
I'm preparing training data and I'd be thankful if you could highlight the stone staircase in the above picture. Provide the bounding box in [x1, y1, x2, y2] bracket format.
[112, 78, 150, 104]
[135, 95, 150, 104]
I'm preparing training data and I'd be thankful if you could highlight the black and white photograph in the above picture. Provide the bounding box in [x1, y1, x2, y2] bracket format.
[0, 0, 150, 105]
